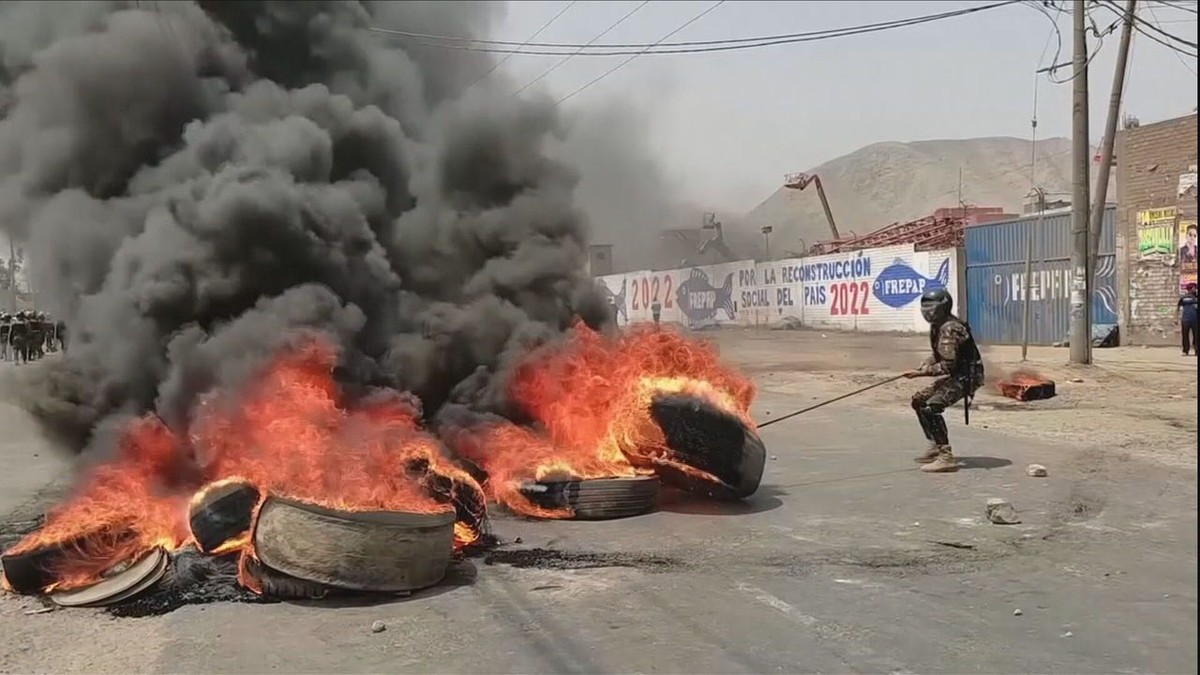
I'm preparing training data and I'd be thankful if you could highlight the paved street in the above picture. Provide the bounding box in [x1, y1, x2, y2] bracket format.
[1, 339, 1196, 674]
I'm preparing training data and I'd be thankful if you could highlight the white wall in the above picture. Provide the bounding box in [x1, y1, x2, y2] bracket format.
[596, 245, 961, 333]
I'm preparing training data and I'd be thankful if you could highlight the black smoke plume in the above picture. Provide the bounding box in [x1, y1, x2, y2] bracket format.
[0, 0, 613, 452]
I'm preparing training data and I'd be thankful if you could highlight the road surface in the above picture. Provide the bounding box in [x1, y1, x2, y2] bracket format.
[1, 333, 1196, 674]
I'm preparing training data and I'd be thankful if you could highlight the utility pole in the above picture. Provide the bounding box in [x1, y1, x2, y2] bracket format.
[1088, 0, 1136, 350]
[1069, 0, 1091, 365]
[761, 226, 773, 261]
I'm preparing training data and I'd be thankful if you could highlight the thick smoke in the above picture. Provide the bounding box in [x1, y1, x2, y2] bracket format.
[0, 0, 615, 451]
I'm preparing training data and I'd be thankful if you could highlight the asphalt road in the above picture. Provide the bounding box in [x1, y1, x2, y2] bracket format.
[2, 376, 1196, 673]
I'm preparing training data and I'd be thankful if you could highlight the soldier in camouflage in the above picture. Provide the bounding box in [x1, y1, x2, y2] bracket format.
[902, 288, 984, 473]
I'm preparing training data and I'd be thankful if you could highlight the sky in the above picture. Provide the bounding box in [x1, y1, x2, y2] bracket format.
[473, 0, 1198, 213]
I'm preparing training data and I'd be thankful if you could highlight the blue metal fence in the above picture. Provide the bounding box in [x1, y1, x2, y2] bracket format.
[965, 207, 1117, 345]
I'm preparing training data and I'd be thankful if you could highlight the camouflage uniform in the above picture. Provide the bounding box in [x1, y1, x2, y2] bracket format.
[910, 314, 983, 472]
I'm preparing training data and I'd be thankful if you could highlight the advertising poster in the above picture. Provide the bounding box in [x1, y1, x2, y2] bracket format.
[1181, 218, 1198, 292]
[1136, 207, 1177, 259]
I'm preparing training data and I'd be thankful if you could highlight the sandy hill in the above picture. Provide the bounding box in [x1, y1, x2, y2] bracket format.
[738, 136, 1103, 256]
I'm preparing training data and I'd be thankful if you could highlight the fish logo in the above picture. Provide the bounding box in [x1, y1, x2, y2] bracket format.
[675, 268, 736, 325]
[872, 258, 951, 309]
[598, 278, 628, 322]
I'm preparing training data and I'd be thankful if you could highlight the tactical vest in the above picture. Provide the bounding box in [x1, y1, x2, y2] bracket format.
[929, 318, 984, 384]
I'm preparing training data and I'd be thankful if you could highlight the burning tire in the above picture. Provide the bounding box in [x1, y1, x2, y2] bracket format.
[241, 556, 330, 600]
[252, 497, 456, 593]
[188, 480, 261, 553]
[49, 547, 169, 608]
[518, 476, 661, 520]
[1, 529, 132, 595]
[648, 394, 766, 501]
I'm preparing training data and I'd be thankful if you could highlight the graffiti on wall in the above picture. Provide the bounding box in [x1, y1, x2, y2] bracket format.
[1137, 207, 1178, 259]
[798, 253, 874, 316]
[995, 256, 1118, 317]
[675, 268, 736, 327]
[872, 258, 950, 308]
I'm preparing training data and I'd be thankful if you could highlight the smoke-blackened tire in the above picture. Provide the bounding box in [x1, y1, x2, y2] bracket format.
[188, 480, 260, 553]
[519, 476, 661, 520]
[1, 529, 132, 595]
[252, 497, 456, 593]
[242, 555, 330, 600]
[648, 394, 766, 501]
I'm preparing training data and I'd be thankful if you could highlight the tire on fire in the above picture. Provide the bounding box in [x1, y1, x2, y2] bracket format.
[647, 394, 766, 501]
[251, 496, 456, 593]
[1, 529, 134, 595]
[519, 476, 661, 520]
[189, 480, 261, 553]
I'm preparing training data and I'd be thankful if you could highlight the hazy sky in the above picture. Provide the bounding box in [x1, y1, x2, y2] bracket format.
[476, 0, 1198, 213]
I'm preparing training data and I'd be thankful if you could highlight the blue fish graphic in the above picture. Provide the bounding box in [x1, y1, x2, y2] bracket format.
[675, 269, 736, 323]
[598, 278, 628, 322]
[871, 258, 951, 309]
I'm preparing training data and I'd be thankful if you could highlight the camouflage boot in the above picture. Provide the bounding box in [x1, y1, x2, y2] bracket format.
[919, 445, 959, 473]
[914, 442, 940, 464]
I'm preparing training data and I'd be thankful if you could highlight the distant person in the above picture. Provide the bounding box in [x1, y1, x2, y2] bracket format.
[1181, 224, 1198, 265]
[1178, 282, 1198, 357]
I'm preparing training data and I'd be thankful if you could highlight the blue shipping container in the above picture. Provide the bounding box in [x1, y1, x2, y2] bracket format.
[965, 207, 1117, 345]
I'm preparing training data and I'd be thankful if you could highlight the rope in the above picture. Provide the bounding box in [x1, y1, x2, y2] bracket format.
[756, 374, 907, 429]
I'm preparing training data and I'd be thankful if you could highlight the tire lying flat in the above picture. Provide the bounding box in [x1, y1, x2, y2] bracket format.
[648, 394, 766, 500]
[49, 547, 168, 608]
[519, 476, 661, 520]
[189, 480, 261, 553]
[252, 497, 456, 593]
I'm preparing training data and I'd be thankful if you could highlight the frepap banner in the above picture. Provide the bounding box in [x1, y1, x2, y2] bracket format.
[595, 245, 960, 333]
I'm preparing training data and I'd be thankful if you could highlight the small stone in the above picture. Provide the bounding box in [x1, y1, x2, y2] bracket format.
[1026, 464, 1048, 478]
[514, 537, 523, 544]
[1013, 608, 1023, 616]
[370, 621, 386, 634]
[1069, 377, 1083, 383]
[986, 498, 1022, 525]
[1061, 631, 1073, 638]
[770, 455, 778, 461]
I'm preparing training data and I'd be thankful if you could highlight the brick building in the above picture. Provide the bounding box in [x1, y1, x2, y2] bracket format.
[1115, 112, 1199, 345]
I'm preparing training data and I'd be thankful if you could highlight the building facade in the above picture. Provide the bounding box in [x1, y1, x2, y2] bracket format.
[1115, 112, 1199, 344]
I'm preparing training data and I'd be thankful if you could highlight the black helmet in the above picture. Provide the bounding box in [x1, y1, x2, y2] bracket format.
[919, 287, 953, 324]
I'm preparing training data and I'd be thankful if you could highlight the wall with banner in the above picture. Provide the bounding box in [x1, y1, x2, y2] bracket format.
[595, 245, 960, 333]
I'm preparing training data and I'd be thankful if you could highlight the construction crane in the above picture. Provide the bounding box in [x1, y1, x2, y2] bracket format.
[783, 172, 840, 241]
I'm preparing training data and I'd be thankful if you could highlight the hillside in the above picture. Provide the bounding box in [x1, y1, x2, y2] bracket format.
[738, 136, 1108, 256]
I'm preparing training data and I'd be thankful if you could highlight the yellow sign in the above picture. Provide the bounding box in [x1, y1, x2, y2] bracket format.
[1136, 207, 1177, 258]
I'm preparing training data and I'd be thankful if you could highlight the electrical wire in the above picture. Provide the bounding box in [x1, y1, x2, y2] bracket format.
[368, 2, 1021, 57]
[1024, 0, 1121, 84]
[1152, 0, 1197, 16]
[1146, 0, 1198, 73]
[1098, 0, 1199, 55]
[466, 0, 578, 89]
[555, 0, 727, 105]
[512, 1, 651, 97]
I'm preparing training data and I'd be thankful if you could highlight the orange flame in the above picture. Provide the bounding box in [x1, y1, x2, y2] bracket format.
[3, 337, 485, 594]
[443, 324, 755, 516]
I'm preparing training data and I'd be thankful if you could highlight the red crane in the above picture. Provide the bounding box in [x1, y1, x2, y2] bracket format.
[783, 172, 840, 240]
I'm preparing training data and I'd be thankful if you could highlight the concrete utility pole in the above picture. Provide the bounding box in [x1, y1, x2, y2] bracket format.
[1069, 0, 1092, 365]
[1088, 0, 1137, 337]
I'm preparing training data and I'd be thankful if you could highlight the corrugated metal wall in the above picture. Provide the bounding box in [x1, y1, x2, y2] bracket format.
[965, 207, 1117, 345]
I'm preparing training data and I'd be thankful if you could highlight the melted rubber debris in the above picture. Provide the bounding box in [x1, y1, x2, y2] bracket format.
[106, 549, 274, 618]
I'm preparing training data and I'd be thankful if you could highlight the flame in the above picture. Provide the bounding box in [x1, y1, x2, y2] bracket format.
[998, 368, 1051, 387]
[443, 324, 755, 516]
[3, 337, 485, 594]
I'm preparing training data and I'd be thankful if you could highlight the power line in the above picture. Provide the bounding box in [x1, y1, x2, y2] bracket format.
[1150, 0, 1198, 15]
[1146, 1, 1199, 72]
[466, 0, 579, 89]
[368, 2, 1021, 57]
[1025, 0, 1123, 84]
[1100, 0, 1199, 55]
[512, 1, 651, 98]
[555, 0, 727, 106]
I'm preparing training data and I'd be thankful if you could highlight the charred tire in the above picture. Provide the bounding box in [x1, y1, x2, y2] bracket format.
[649, 394, 766, 501]
[1, 529, 131, 595]
[520, 476, 661, 520]
[242, 556, 330, 600]
[252, 497, 455, 593]
[188, 480, 260, 553]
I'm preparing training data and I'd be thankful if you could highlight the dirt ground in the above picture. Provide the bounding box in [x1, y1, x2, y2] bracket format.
[709, 327, 1199, 469]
